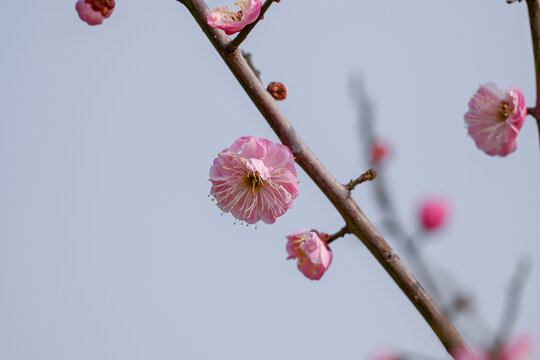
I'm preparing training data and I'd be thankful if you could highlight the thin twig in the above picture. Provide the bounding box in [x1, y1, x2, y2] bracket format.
[241, 51, 261, 81]
[226, 0, 276, 53]
[178, 0, 470, 353]
[323, 226, 350, 244]
[526, 0, 540, 150]
[494, 257, 532, 348]
[346, 168, 377, 191]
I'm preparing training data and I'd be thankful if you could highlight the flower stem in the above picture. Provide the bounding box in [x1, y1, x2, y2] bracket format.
[226, 0, 276, 53]
[178, 0, 471, 354]
[324, 226, 350, 244]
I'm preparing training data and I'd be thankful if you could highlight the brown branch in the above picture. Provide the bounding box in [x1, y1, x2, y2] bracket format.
[178, 0, 470, 354]
[346, 168, 377, 191]
[526, 0, 540, 148]
[226, 0, 276, 53]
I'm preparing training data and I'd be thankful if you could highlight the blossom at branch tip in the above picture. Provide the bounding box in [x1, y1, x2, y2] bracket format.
[75, 0, 115, 26]
[207, 0, 262, 35]
[452, 334, 534, 360]
[286, 230, 333, 280]
[209, 136, 298, 225]
[464, 83, 527, 157]
[419, 196, 449, 231]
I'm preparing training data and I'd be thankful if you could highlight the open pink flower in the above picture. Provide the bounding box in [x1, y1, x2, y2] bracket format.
[207, 0, 262, 35]
[286, 230, 333, 280]
[419, 196, 449, 231]
[209, 136, 298, 224]
[75, 0, 115, 26]
[453, 335, 534, 360]
[464, 83, 527, 156]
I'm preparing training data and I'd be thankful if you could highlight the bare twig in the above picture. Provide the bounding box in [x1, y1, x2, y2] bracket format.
[494, 257, 532, 348]
[178, 0, 470, 353]
[526, 0, 540, 148]
[227, 0, 276, 53]
[346, 168, 377, 190]
[241, 51, 261, 81]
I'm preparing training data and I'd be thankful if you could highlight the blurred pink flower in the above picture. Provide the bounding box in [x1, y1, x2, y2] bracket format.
[209, 136, 298, 224]
[372, 350, 401, 360]
[453, 335, 534, 360]
[464, 83, 527, 156]
[207, 0, 262, 35]
[286, 230, 333, 280]
[419, 196, 449, 231]
[369, 139, 390, 165]
[75, 0, 115, 26]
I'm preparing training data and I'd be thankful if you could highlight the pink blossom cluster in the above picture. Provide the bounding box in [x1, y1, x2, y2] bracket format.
[209, 136, 298, 224]
[207, 0, 262, 35]
[286, 230, 333, 280]
[464, 83, 527, 157]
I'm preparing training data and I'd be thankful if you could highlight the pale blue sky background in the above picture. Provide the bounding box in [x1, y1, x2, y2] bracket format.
[1, 1, 539, 359]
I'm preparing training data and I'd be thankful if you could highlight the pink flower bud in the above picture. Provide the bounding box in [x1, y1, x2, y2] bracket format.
[207, 0, 262, 35]
[209, 136, 299, 225]
[419, 197, 449, 231]
[369, 139, 390, 165]
[464, 83, 527, 157]
[286, 230, 333, 280]
[75, 0, 115, 26]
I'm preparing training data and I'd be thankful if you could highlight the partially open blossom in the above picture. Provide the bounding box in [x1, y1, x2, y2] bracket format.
[419, 196, 449, 231]
[75, 0, 115, 26]
[464, 83, 527, 157]
[286, 230, 333, 280]
[209, 136, 298, 224]
[453, 335, 534, 360]
[207, 0, 262, 35]
[369, 139, 390, 165]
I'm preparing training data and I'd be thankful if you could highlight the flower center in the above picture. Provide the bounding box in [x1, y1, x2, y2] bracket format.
[87, 0, 115, 15]
[497, 101, 514, 122]
[214, 1, 249, 22]
[245, 171, 265, 198]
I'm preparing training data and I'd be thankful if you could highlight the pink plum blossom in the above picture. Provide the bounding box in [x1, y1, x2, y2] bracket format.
[419, 196, 449, 231]
[75, 0, 115, 26]
[209, 136, 298, 224]
[464, 83, 527, 157]
[207, 0, 262, 35]
[286, 230, 333, 280]
[369, 139, 390, 165]
[452, 335, 534, 360]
